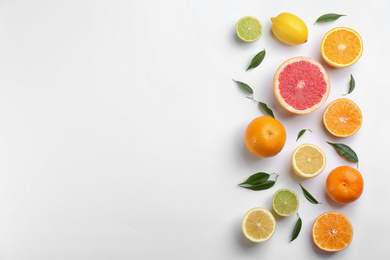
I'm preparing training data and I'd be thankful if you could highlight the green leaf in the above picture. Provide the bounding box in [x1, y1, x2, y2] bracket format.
[238, 172, 270, 186]
[239, 181, 276, 191]
[296, 129, 312, 141]
[327, 142, 359, 163]
[291, 213, 302, 242]
[238, 173, 278, 191]
[247, 50, 266, 71]
[258, 102, 275, 118]
[315, 13, 346, 24]
[344, 74, 355, 95]
[232, 79, 253, 95]
[299, 183, 321, 204]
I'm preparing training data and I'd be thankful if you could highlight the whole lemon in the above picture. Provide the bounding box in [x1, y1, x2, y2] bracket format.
[271, 13, 308, 45]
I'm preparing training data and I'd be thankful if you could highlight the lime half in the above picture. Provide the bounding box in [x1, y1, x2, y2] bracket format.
[236, 16, 263, 42]
[272, 189, 299, 217]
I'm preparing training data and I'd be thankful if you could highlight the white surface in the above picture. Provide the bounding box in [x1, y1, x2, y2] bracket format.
[0, 0, 388, 259]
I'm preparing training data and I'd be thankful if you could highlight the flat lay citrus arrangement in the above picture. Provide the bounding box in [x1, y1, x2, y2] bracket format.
[233, 12, 363, 252]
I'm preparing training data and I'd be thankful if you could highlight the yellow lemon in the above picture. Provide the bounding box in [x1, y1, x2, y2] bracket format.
[242, 207, 276, 243]
[291, 143, 326, 178]
[271, 13, 308, 45]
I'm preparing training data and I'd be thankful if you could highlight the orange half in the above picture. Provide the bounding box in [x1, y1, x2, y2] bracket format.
[323, 98, 362, 137]
[312, 212, 353, 252]
[321, 27, 363, 68]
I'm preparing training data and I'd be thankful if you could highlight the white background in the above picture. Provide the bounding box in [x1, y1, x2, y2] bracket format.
[0, 0, 388, 259]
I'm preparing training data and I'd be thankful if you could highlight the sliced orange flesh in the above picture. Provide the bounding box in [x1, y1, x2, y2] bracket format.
[323, 98, 362, 137]
[321, 27, 363, 68]
[312, 212, 353, 252]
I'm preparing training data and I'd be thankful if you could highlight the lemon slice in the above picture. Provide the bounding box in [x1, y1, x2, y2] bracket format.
[242, 207, 276, 242]
[236, 16, 263, 42]
[292, 143, 326, 178]
[272, 189, 299, 217]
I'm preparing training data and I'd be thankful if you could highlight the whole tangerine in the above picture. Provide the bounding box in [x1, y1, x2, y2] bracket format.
[326, 166, 364, 204]
[244, 116, 286, 158]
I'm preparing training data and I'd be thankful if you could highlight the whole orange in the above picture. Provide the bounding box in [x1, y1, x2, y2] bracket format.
[244, 116, 286, 158]
[326, 166, 364, 204]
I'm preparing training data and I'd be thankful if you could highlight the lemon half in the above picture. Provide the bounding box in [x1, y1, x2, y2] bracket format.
[292, 143, 326, 178]
[242, 207, 276, 242]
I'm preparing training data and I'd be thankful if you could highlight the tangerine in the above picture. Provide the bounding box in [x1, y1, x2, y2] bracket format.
[326, 166, 364, 204]
[312, 212, 353, 252]
[321, 27, 363, 68]
[323, 98, 362, 137]
[244, 116, 286, 158]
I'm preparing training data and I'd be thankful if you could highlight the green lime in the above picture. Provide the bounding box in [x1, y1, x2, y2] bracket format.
[236, 16, 263, 42]
[272, 189, 299, 217]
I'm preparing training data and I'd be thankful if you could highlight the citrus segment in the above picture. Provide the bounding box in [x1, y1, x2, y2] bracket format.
[236, 16, 263, 42]
[323, 98, 362, 137]
[274, 57, 330, 114]
[242, 207, 276, 243]
[326, 166, 364, 204]
[245, 116, 286, 158]
[321, 27, 363, 68]
[292, 143, 326, 178]
[312, 212, 353, 252]
[272, 189, 299, 217]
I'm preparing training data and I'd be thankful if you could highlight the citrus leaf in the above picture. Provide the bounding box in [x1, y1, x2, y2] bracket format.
[291, 213, 302, 242]
[315, 13, 346, 24]
[344, 74, 355, 95]
[238, 172, 270, 186]
[239, 180, 276, 191]
[247, 50, 266, 71]
[258, 102, 275, 118]
[232, 79, 253, 95]
[238, 173, 278, 191]
[296, 129, 312, 141]
[327, 142, 359, 163]
[299, 183, 321, 204]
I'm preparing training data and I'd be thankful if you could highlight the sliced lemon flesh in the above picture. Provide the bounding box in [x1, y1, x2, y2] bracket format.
[292, 143, 326, 178]
[242, 207, 276, 242]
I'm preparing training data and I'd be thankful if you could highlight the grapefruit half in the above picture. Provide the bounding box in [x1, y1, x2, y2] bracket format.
[274, 57, 330, 114]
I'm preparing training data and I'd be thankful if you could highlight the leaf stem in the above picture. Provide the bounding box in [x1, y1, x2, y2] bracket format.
[246, 96, 259, 102]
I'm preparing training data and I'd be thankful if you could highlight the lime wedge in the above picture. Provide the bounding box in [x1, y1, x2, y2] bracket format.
[272, 189, 299, 217]
[236, 16, 263, 42]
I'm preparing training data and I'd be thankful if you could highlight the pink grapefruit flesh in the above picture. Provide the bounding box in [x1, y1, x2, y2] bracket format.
[274, 57, 330, 114]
